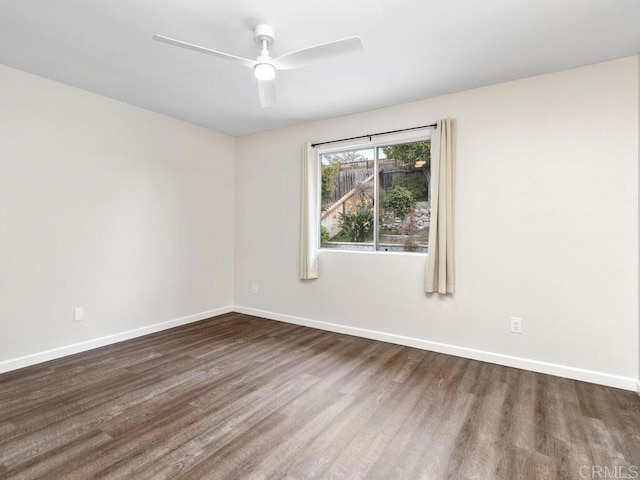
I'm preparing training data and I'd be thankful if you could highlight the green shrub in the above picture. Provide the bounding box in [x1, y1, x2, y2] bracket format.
[321, 225, 330, 246]
[382, 186, 416, 220]
[321, 162, 340, 205]
[338, 199, 374, 242]
[393, 174, 427, 201]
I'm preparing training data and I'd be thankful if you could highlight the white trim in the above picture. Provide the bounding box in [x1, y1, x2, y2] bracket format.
[234, 306, 638, 392]
[3, 304, 636, 392]
[0, 306, 234, 374]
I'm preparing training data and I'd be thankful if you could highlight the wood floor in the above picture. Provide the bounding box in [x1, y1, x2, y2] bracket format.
[0, 313, 638, 480]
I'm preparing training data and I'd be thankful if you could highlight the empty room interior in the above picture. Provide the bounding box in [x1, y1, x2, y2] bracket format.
[1, 1, 640, 479]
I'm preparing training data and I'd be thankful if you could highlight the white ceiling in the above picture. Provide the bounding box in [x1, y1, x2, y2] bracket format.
[1, 1, 639, 136]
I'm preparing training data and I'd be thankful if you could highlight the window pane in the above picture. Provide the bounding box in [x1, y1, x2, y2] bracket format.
[320, 148, 375, 251]
[377, 140, 430, 253]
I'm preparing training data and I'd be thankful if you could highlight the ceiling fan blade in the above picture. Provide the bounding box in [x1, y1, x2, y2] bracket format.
[272, 36, 363, 71]
[257, 79, 276, 108]
[152, 34, 257, 69]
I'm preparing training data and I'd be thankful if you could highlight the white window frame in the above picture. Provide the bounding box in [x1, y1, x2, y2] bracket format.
[318, 130, 431, 253]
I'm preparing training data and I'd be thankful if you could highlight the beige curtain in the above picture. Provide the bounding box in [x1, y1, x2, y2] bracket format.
[426, 119, 455, 294]
[300, 142, 320, 279]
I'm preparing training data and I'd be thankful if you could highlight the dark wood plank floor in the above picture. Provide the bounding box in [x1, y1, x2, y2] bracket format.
[1, 313, 638, 480]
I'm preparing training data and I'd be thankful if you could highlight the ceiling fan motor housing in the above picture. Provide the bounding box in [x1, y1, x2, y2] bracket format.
[254, 24, 275, 46]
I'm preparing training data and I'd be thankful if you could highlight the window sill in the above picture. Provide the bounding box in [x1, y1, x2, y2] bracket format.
[319, 248, 427, 258]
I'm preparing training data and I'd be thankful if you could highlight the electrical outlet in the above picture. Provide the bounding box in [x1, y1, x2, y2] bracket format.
[74, 307, 84, 322]
[510, 317, 522, 334]
[252, 282, 259, 294]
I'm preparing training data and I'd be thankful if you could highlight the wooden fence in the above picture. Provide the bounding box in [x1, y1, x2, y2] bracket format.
[324, 168, 374, 206]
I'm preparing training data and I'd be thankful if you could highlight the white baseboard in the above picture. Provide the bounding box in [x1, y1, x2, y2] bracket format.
[0, 306, 234, 374]
[234, 306, 638, 392]
[3, 304, 637, 392]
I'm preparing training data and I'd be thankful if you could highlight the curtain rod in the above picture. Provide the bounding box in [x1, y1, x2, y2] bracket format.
[311, 123, 437, 148]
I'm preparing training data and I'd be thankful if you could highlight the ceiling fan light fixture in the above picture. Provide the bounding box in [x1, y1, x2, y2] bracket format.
[254, 63, 276, 81]
[153, 24, 363, 108]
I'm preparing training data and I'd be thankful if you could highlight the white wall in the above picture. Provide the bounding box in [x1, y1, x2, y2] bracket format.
[235, 56, 639, 386]
[0, 65, 235, 366]
[2, 57, 638, 388]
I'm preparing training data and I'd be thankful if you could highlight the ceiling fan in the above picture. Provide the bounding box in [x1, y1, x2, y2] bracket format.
[152, 25, 363, 108]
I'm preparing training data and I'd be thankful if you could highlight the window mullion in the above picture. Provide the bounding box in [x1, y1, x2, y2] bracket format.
[373, 147, 379, 251]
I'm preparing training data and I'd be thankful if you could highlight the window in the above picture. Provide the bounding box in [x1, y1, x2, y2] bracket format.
[320, 134, 431, 253]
